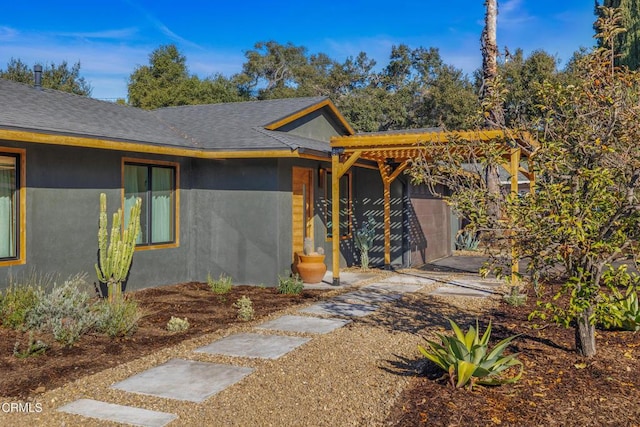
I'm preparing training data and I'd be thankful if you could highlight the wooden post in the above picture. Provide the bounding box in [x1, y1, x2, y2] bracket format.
[510, 148, 521, 278]
[377, 160, 410, 270]
[331, 150, 341, 286]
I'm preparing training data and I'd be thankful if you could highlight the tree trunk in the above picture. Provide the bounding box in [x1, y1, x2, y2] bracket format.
[481, 0, 504, 224]
[575, 306, 597, 358]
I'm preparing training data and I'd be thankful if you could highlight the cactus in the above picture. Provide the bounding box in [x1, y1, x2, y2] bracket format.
[355, 214, 376, 270]
[94, 193, 141, 303]
[303, 237, 314, 255]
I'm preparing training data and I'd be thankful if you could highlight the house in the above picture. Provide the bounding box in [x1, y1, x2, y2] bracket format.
[0, 78, 452, 291]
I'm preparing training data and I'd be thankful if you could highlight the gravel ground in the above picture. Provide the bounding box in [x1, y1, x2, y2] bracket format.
[0, 272, 498, 426]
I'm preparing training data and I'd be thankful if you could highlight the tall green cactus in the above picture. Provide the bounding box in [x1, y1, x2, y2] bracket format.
[355, 214, 376, 271]
[95, 193, 142, 302]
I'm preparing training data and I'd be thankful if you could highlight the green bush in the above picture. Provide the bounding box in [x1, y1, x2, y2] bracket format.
[94, 297, 142, 338]
[166, 316, 190, 332]
[597, 266, 640, 331]
[503, 286, 527, 307]
[0, 283, 43, 329]
[277, 273, 304, 295]
[26, 273, 97, 346]
[233, 296, 254, 321]
[207, 273, 233, 295]
[418, 318, 523, 390]
[13, 332, 48, 358]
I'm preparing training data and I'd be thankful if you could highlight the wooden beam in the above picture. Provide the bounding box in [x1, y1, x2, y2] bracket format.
[336, 150, 362, 178]
[377, 160, 393, 268]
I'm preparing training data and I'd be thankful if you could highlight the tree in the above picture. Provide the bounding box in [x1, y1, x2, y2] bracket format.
[0, 58, 92, 96]
[128, 45, 245, 109]
[596, 0, 640, 69]
[480, 0, 504, 227]
[497, 49, 560, 127]
[410, 8, 640, 358]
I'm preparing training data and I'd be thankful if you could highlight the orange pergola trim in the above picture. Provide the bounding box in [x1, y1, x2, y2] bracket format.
[328, 129, 535, 286]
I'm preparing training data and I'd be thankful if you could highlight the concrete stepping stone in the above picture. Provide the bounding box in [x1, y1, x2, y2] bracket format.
[299, 301, 378, 317]
[332, 289, 402, 304]
[195, 333, 310, 359]
[362, 282, 424, 293]
[430, 286, 493, 298]
[58, 398, 177, 427]
[111, 358, 253, 402]
[257, 315, 350, 334]
[378, 275, 435, 285]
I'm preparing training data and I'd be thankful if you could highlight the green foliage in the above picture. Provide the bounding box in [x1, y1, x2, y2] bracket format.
[503, 286, 528, 307]
[94, 297, 142, 338]
[233, 296, 254, 321]
[95, 193, 142, 303]
[277, 273, 304, 295]
[26, 274, 97, 347]
[207, 273, 233, 295]
[355, 214, 376, 270]
[166, 316, 190, 333]
[0, 58, 92, 96]
[127, 44, 247, 109]
[596, 1, 640, 70]
[411, 8, 640, 358]
[13, 332, 48, 359]
[418, 319, 523, 390]
[0, 283, 44, 330]
[455, 229, 480, 251]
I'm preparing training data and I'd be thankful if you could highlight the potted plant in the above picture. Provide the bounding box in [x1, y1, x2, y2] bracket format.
[295, 237, 327, 284]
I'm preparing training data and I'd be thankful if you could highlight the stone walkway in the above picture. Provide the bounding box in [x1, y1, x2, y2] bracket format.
[56, 271, 501, 426]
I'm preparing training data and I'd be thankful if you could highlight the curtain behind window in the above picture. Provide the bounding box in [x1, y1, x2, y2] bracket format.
[151, 167, 173, 243]
[124, 165, 148, 244]
[0, 156, 16, 258]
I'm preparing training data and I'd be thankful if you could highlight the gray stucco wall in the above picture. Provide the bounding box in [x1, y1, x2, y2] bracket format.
[0, 140, 422, 291]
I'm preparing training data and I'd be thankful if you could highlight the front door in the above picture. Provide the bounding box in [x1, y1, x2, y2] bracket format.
[292, 167, 314, 261]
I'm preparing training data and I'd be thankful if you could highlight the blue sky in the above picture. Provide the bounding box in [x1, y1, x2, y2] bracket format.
[0, 0, 596, 101]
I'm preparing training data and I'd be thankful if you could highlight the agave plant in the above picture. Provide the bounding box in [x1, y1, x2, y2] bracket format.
[418, 318, 523, 390]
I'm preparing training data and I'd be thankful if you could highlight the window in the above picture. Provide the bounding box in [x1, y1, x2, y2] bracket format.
[325, 170, 352, 239]
[0, 154, 18, 259]
[124, 160, 177, 247]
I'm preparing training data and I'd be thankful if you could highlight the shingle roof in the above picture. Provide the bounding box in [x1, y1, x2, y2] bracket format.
[152, 97, 331, 151]
[0, 78, 338, 154]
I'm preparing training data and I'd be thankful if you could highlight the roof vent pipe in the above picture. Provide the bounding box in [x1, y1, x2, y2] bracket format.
[33, 65, 42, 90]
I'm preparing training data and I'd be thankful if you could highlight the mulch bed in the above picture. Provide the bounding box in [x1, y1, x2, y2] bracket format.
[0, 282, 331, 399]
[386, 290, 640, 427]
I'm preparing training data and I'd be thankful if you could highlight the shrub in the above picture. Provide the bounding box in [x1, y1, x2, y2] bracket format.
[0, 283, 43, 329]
[26, 273, 97, 346]
[94, 297, 142, 338]
[166, 316, 190, 332]
[233, 296, 254, 321]
[13, 332, 48, 358]
[277, 273, 304, 295]
[418, 318, 523, 390]
[503, 285, 527, 307]
[207, 273, 233, 295]
[455, 229, 480, 251]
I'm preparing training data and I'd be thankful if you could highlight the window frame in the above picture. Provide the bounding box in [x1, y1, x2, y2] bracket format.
[122, 158, 180, 250]
[0, 147, 26, 266]
[324, 168, 353, 240]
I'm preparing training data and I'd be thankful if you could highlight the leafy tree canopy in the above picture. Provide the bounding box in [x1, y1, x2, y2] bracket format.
[0, 58, 92, 96]
[127, 44, 247, 109]
[410, 7, 640, 358]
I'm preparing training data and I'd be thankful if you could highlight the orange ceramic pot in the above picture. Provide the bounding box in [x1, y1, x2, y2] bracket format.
[296, 253, 327, 284]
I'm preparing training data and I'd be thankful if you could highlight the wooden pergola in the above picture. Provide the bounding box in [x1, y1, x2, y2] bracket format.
[328, 129, 536, 286]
